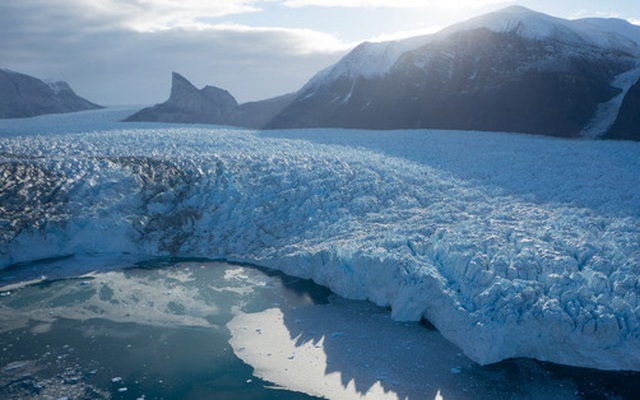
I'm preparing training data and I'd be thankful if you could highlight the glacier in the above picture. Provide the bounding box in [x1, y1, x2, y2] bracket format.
[1, 109, 639, 371]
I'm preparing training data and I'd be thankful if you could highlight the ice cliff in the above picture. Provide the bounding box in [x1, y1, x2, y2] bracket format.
[1, 113, 639, 371]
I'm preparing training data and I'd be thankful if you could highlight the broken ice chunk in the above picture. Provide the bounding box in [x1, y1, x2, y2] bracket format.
[4, 360, 29, 371]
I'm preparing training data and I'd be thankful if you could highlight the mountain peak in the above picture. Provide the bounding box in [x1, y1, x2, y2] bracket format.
[496, 5, 538, 14]
[439, 5, 582, 44]
[0, 69, 101, 119]
[170, 72, 199, 101]
[45, 80, 73, 95]
[440, 6, 640, 51]
[494, 4, 544, 15]
[306, 6, 639, 93]
[126, 72, 239, 125]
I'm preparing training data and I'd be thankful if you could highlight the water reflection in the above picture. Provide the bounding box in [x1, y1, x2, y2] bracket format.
[0, 257, 325, 400]
[229, 298, 583, 399]
[1, 257, 639, 400]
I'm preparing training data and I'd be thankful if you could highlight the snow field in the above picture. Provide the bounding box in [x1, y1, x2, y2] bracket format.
[1, 119, 639, 370]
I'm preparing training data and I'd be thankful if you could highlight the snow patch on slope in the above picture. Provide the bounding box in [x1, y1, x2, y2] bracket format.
[45, 80, 73, 95]
[581, 67, 640, 138]
[301, 34, 433, 93]
[440, 5, 640, 54]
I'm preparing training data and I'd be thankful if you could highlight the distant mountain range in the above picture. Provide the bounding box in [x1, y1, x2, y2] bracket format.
[0, 69, 102, 119]
[127, 6, 640, 140]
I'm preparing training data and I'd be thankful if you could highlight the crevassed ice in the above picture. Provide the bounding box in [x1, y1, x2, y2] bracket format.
[1, 124, 639, 371]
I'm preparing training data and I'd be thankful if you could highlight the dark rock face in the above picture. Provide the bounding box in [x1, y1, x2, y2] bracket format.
[606, 77, 640, 141]
[125, 72, 238, 125]
[232, 93, 296, 128]
[266, 29, 634, 137]
[0, 69, 102, 119]
[125, 72, 294, 128]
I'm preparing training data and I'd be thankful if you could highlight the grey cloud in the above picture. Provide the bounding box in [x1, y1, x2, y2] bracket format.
[0, 1, 347, 105]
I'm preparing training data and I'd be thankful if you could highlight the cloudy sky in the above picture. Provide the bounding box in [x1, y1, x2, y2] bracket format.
[2, 0, 638, 105]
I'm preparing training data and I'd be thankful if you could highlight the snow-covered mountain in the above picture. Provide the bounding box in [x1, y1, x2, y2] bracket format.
[0, 69, 102, 119]
[266, 6, 640, 138]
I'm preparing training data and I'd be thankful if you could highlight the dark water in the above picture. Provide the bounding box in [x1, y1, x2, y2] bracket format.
[0, 257, 327, 400]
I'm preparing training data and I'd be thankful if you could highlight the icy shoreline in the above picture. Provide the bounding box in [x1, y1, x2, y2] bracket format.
[1, 110, 639, 370]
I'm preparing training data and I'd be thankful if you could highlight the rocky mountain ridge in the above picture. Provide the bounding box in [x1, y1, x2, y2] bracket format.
[125, 72, 294, 129]
[0, 69, 102, 119]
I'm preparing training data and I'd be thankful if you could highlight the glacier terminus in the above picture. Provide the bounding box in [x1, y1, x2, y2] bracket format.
[1, 108, 639, 372]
